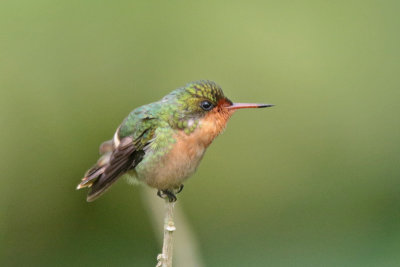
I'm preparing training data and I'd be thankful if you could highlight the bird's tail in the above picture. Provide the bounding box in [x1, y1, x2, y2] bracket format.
[76, 140, 113, 191]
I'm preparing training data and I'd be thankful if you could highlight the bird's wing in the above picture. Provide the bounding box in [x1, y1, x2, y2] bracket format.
[82, 120, 157, 202]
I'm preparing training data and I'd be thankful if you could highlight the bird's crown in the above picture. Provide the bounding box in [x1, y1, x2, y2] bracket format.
[165, 80, 231, 115]
[183, 80, 225, 103]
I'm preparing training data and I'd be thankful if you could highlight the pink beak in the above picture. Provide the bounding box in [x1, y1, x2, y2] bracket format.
[227, 103, 274, 110]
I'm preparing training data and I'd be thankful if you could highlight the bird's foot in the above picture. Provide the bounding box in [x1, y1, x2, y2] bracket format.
[157, 185, 184, 202]
[157, 189, 177, 202]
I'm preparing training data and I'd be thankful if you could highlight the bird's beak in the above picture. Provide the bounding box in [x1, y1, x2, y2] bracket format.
[226, 103, 274, 110]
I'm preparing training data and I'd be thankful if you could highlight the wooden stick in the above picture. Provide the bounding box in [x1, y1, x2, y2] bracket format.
[156, 200, 176, 267]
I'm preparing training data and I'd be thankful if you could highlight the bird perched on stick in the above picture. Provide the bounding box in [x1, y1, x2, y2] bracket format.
[77, 80, 273, 202]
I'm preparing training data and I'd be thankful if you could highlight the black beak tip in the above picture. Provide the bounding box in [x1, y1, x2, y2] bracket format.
[259, 104, 275, 108]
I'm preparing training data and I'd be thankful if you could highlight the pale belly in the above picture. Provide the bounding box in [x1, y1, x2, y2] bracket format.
[133, 130, 208, 190]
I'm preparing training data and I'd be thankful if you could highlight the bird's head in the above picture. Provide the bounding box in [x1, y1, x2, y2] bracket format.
[164, 80, 273, 138]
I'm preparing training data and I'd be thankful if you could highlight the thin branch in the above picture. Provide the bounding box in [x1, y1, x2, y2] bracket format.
[156, 199, 176, 267]
[142, 187, 205, 267]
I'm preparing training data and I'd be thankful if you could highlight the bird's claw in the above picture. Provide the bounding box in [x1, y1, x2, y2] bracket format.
[157, 189, 177, 202]
[157, 185, 184, 202]
[176, 184, 184, 194]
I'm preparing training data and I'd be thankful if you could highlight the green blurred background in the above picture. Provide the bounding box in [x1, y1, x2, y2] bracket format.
[1, 0, 400, 266]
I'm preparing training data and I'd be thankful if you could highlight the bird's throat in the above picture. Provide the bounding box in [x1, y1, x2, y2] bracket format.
[188, 108, 234, 147]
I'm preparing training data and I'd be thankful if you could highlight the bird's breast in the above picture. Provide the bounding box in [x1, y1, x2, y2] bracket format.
[137, 128, 207, 189]
[136, 110, 232, 190]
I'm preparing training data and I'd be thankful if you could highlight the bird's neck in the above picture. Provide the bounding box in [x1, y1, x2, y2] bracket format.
[179, 108, 234, 148]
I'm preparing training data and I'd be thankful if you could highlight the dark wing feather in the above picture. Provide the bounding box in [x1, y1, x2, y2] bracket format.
[86, 134, 147, 202]
[78, 114, 157, 202]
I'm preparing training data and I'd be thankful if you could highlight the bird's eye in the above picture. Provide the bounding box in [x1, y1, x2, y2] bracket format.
[200, 100, 214, 111]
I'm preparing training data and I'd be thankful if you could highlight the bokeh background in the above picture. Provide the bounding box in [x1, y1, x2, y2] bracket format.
[1, 0, 400, 266]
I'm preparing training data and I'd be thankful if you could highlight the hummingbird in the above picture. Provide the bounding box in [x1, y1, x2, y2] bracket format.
[77, 80, 273, 202]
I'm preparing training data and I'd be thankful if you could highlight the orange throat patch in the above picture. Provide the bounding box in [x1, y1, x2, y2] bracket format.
[194, 107, 234, 147]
